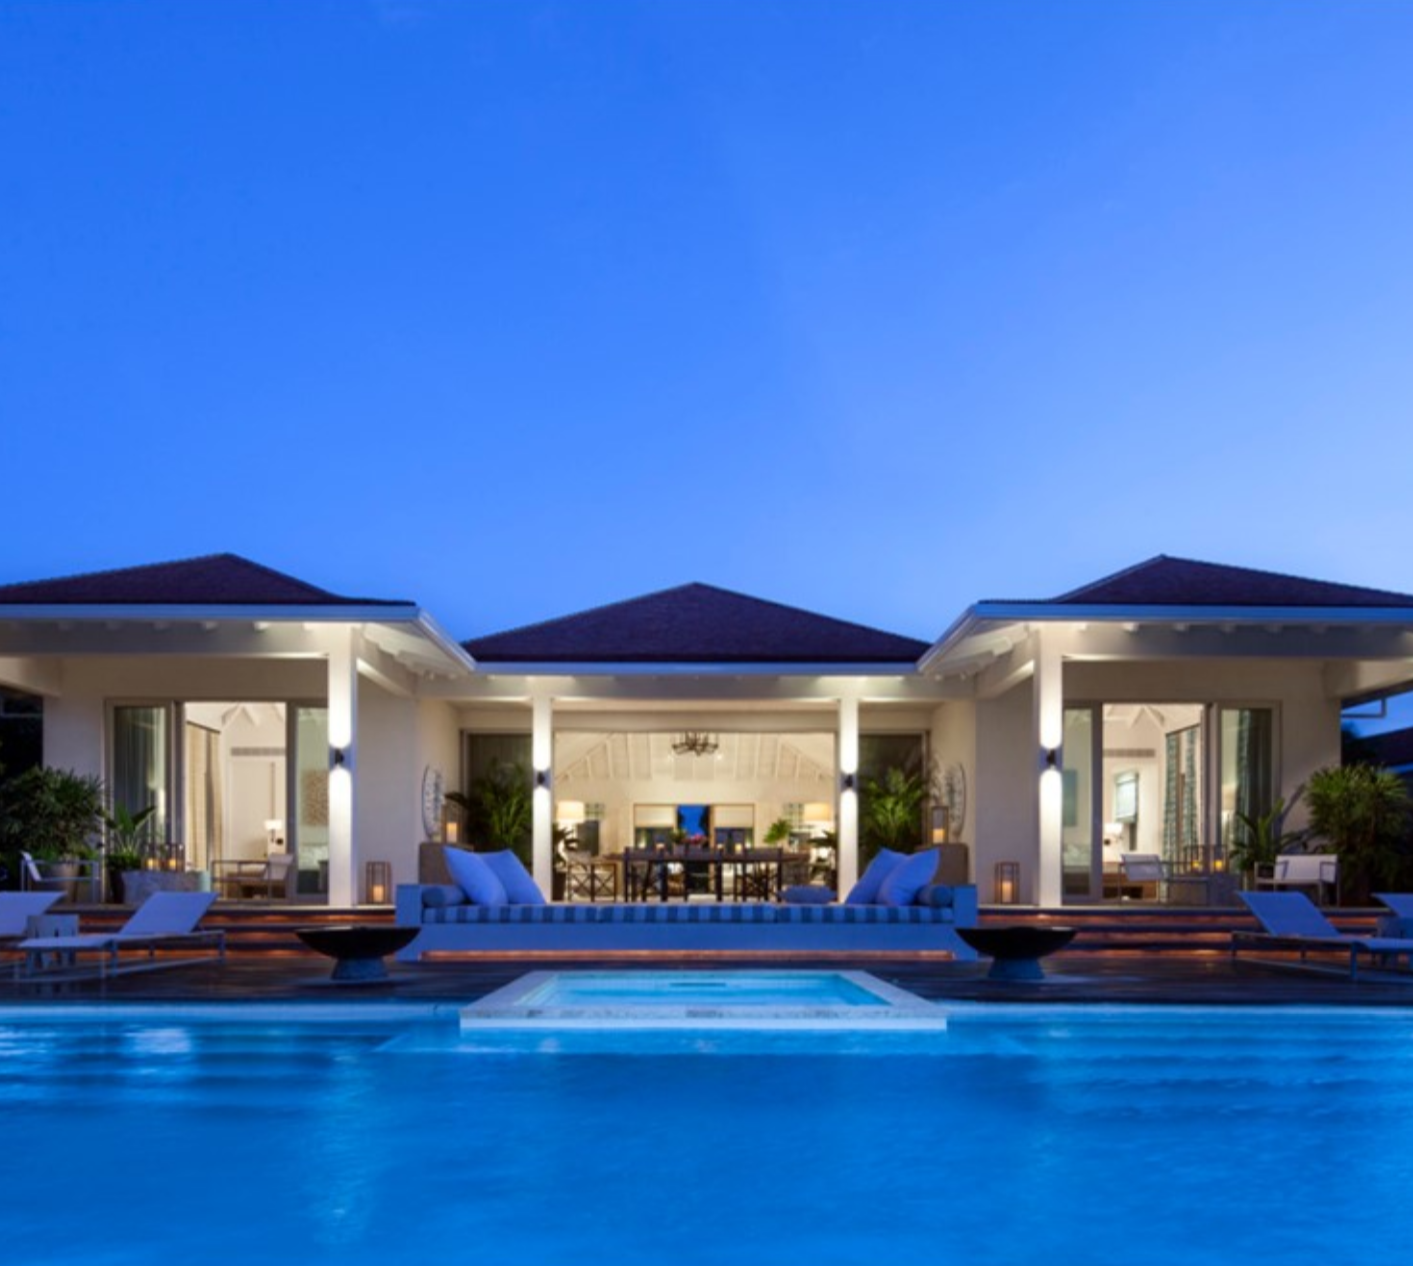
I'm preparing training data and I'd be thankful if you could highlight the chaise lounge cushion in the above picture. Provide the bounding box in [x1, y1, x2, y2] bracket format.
[845, 849, 905, 905]
[480, 850, 547, 905]
[444, 847, 508, 907]
[878, 848, 939, 907]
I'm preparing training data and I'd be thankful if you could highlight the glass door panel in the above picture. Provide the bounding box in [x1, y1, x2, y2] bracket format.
[110, 704, 171, 857]
[1219, 707, 1275, 875]
[290, 705, 329, 899]
[1061, 706, 1099, 901]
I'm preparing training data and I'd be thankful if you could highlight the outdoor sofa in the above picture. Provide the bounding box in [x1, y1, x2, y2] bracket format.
[395, 883, 979, 960]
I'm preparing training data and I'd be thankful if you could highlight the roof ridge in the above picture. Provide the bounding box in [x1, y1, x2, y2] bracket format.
[1049, 554, 1172, 602]
[1035, 554, 1413, 607]
[0, 553, 411, 606]
[677, 581, 930, 646]
[0, 551, 239, 594]
[206, 553, 339, 598]
[463, 580, 928, 650]
[461, 582, 710, 647]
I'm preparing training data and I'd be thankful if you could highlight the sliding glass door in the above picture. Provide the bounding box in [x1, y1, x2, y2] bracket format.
[290, 705, 330, 897]
[1218, 707, 1275, 874]
[1061, 706, 1100, 900]
[110, 704, 172, 852]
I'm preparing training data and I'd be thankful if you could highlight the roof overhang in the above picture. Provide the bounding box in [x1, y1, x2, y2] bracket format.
[0, 602, 479, 681]
[465, 660, 923, 677]
[921, 602, 1413, 676]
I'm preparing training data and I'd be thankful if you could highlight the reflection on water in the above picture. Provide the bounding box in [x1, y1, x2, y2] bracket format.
[1, 1008, 1411, 1265]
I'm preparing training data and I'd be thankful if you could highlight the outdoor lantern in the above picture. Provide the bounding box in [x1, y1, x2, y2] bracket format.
[994, 862, 1020, 905]
[365, 860, 392, 905]
[931, 805, 951, 845]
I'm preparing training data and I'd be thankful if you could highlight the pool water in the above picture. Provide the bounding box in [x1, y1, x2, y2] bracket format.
[513, 969, 886, 1007]
[453, 970, 951, 1050]
[3, 1004, 1413, 1265]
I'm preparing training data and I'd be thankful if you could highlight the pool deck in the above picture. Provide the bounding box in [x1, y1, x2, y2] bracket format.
[6, 949, 1413, 1006]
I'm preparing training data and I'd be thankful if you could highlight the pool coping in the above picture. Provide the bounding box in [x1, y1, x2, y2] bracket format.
[459, 968, 952, 1032]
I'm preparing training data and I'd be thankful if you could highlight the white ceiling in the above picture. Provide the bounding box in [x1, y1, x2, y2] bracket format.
[555, 731, 835, 785]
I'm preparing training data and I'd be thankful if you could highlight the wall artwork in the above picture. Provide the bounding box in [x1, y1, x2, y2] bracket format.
[301, 769, 329, 827]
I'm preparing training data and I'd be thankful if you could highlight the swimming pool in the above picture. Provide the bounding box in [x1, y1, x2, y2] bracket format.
[2, 1003, 1411, 1265]
[455, 970, 951, 1049]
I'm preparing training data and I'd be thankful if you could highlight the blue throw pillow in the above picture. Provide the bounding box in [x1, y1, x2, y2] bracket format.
[444, 847, 508, 906]
[878, 849, 940, 907]
[782, 885, 836, 905]
[480, 850, 547, 905]
[844, 849, 905, 905]
[421, 883, 467, 909]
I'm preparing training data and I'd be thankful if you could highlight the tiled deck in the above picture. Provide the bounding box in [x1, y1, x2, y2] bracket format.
[6, 949, 1413, 1006]
[5, 901, 1411, 1007]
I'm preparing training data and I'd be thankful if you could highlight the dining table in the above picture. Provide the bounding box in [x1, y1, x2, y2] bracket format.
[620, 846, 785, 902]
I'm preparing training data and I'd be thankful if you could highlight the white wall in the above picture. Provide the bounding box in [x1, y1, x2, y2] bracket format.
[930, 700, 976, 880]
[354, 679, 418, 900]
[974, 681, 1040, 902]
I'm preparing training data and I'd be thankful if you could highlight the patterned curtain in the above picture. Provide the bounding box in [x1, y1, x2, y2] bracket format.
[1163, 731, 1179, 860]
[1234, 709, 1274, 825]
[1162, 727, 1200, 869]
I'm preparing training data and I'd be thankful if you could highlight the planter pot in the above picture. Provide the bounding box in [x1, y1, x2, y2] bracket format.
[119, 869, 211, 905]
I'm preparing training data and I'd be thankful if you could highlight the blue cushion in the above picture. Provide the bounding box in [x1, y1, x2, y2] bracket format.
[845, 849, 905, 905]
[782, 884, 836, 905]
[878, 849, 940, 907]
[916, 883, 955, 909]
[480, 850, 547, 905]
[421, 883, 467, 909]
[444, 847, 508, 906]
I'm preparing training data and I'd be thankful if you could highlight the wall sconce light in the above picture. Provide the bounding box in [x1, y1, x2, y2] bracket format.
[840, 772, 857, 793]
[994, 861, 1020, 904]
[331, 747, 348, 770]
[1043, 748, 1059, 770]
[534, 769, 551, 791]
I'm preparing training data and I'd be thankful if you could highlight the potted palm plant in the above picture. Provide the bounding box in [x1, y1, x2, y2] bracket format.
[102, 803, 156, 903]
[1228, 786, 1307, 889]
[0, 766, 105, 899]
[1306, 764, 1411, 903]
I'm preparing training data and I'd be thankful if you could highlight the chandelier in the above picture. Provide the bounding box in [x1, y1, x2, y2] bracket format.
[672, 732, 720, 757]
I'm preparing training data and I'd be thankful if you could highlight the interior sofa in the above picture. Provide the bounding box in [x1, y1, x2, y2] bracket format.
[394, 883, 979, 960]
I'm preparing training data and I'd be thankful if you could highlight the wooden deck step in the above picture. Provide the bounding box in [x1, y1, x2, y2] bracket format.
[40, 901, 1387, 957]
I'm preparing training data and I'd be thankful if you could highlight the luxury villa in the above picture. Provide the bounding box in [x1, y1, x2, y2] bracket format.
[2, 552, 1411, 909]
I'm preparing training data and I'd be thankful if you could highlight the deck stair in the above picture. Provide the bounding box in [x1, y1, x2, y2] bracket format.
[979, 904, 1385, 953]
[39, 902, 1389, 958]
[48, 903, 394, 955]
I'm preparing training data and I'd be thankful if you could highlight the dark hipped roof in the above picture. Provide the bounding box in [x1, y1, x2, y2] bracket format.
[1364, 727, 1413, 770]
[464, 582, 930, 665]
[1043, 556, 1413, 609]
[0, 554, 410, 607]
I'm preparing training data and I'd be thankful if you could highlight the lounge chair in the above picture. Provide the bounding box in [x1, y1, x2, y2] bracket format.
[17, 891, 224, 977]
[0, 891, 62, 944]
[1375, 893, 1413, 922]
[1233, 891, 1413, 979]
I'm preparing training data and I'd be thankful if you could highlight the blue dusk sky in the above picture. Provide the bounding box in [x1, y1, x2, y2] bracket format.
[3, 0, 1413, 648]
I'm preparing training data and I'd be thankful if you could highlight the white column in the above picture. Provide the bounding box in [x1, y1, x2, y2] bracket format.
[531, 695, 553, 893]
[1034, 632, 1064, 907]
[837, 694, 860, 895]
[327, 628, 359, 908]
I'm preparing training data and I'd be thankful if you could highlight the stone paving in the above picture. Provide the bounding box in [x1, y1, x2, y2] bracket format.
[4, 948, 1413, 1007]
